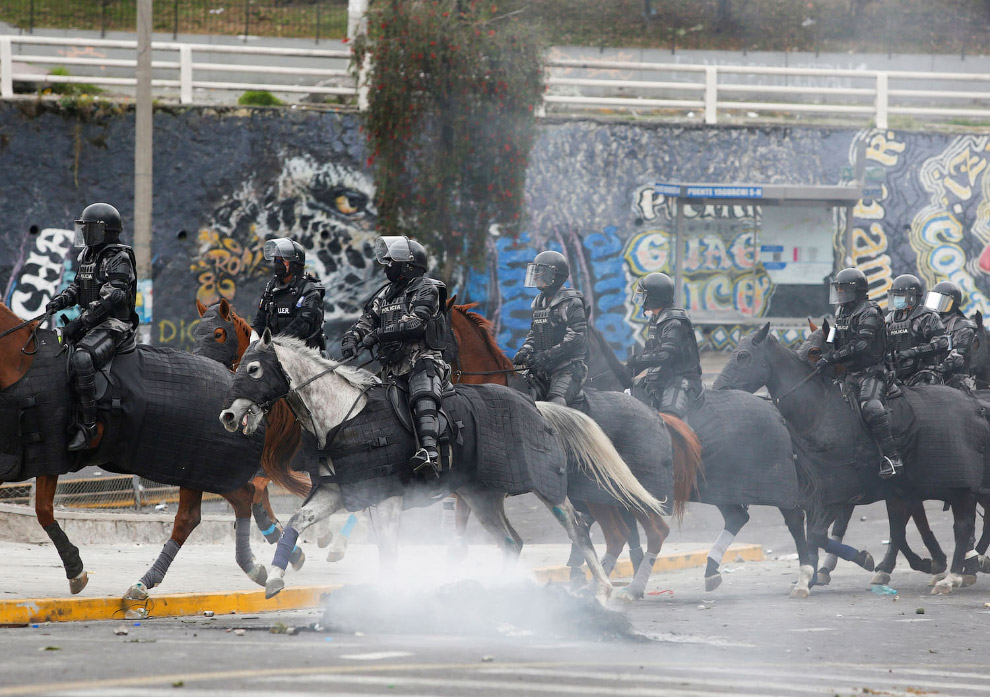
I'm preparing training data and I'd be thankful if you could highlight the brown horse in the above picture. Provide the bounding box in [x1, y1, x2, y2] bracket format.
[447, 302, 702, 598]
[0, 301, 301, 598]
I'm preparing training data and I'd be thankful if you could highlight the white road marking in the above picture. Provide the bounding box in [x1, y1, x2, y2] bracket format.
[339, 651, 415, 660]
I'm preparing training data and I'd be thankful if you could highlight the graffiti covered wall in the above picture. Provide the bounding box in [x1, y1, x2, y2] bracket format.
[1, 103, 989, 357]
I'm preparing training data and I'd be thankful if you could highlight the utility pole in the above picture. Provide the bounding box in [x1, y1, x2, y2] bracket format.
[134, 0, 154, 342]
[347, 0, 369, 109]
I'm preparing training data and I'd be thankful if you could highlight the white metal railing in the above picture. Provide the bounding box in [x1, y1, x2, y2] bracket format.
[3, 34, 990, 127]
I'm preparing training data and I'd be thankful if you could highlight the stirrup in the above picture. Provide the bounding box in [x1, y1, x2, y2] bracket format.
[410, 448, 441, 479]
[878, 455, 902, 480]
[68, 422, 98, 452]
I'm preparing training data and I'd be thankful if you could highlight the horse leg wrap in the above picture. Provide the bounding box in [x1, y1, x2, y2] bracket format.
[235, 518, 257, 571]
[824, 538, 860, 562]
[600, 552, 618, 578]
[629, 544, 645, 572]
[627, 552, 658, 597]
[566, 542, 585, 568]
[139, 539, 181, 589]
[252, 503, 283, 544]
[44, 523, 83, 579]
[708, 529, 736, 567]
[820, 535, 841, 572]
[272, 526, 300, 571]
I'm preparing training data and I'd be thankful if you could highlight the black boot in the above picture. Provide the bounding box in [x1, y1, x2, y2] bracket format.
[411, 399, 442, 478]
[68, 369, 98, 452]
[870, 412, 903, 479]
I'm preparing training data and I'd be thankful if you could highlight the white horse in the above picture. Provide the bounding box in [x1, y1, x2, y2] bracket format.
[219, 331, 666, 602]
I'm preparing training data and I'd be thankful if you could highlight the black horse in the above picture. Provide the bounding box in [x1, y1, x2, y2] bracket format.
[715, 323, 989, 594]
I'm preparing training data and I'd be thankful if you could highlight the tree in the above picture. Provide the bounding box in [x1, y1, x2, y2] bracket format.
[353, 0, 544, 283]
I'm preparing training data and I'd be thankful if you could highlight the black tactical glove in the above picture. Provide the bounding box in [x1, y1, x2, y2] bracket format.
[61, 317, 85, 343]
[529, 351, 551, 372]
[814, 351, 834, 373]
[361, 331, 379, 348]
[627, 354, 641, 376]
[512, 347, 532, 367]
[340, 334, 358, 359]
[46, 295, 69, 314]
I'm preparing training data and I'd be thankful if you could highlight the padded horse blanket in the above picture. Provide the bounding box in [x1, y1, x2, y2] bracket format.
[566, 389, 674, 508]
[317, 383, 567, 512]
[685, 388, 799, 508]
[0, 330, 265, 493]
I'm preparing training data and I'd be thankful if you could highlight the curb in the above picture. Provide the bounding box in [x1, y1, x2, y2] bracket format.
[532, 542, 764, 583]
[0, 543, 763, 624]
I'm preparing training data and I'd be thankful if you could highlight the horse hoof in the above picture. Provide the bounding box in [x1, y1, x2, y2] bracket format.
[960, 573, 978, 587]
[932, 558, 948, 576]
[124, 582, 148, 601]
[614, 587, 644, 603]
[289, 547, 305, 571]
[854, 550, 875, 572]
[931, 580, 953, 595]
[265, 577, 285, 599]
[929, 571, 947, 586]
[979, 555, 990, 574]
[326, 539, 349, 563]
[871, 571, 891, 586]
[594, 583, 613, 605]
[247, 564, 268, 587]
[317, 531, 333, 549]
[705, 573, 722, 592]
[69, 571, 89, 595]
[789, 586, 809, 599]
[816, 569, 831, 586]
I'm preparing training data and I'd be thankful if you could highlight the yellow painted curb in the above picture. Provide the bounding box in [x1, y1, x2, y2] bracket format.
[532, 542, 764, 583]
[0, 584, 342, 625]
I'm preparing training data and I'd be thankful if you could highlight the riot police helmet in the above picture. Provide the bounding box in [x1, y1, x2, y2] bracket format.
[888, 274, 924, 312]
[263, 237, 306, 279]
[74, 202, 123, 248]
[525, 250, 569, 290]
[633, 272, 675, 309]
[829, 268, 869, 306]
[925, 280, 963, 314]
[374, 235, 427, 282]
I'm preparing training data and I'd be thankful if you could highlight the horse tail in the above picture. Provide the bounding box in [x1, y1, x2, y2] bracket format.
[260, 398, 309, 497]
[535, 401, 667, 516]
[658, 413, 703, 523]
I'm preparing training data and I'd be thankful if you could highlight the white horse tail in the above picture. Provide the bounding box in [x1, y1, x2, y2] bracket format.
[535, 401, 667, 516]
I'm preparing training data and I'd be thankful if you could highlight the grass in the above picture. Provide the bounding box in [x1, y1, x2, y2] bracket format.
[237, 90, 285, 107]
[44, 66, 103, 96]
[2, 0, 988, 54]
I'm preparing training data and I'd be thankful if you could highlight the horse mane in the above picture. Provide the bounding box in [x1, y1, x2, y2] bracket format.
[272, 334, 380, 390]
[453, 303, 514, 370]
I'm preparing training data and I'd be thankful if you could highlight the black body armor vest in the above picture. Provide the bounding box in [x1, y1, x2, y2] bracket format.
[529, 288, 583, 353]
[647, 307, 702, 379]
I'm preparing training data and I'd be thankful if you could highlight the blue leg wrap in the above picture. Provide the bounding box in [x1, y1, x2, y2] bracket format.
[824, 538, 859, 562]
[272, 526, 300, 571]
[340, 514, 358, 538]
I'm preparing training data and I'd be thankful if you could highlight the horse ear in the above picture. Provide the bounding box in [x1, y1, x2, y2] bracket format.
[261, 327, 272, 347]
[219, 297, 231, 321]
[752, 322, 771, 345]
[822, 318, 831, 337]
[196, 299, 208, 317]
[975, 310, 984, 330]
[447, 294, 457, 310]
[807, 317, 818, 332]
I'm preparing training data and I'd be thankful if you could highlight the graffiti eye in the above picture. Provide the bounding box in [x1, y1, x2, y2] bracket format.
[331, 188, 367, 216]
[214, 328, 227, 344]
[246, 360, 264, 379]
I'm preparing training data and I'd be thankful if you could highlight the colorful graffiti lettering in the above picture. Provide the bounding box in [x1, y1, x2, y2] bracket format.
[190, 229, 266, 306]
[847, 130, 898, 301]
[156, 317, 201, 351]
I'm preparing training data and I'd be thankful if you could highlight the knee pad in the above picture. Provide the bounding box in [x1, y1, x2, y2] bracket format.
[861, 399, 886, 426]
[69, 347, 95, 374]
[77, 331, 116, 367]
[409, 359, 444, 405]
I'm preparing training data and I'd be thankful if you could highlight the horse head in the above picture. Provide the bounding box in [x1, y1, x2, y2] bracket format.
[447, 303, 514, 385]
[220, 328, 290, 436]
[193, 298, 253, 370]
[713, 322, 775, 393]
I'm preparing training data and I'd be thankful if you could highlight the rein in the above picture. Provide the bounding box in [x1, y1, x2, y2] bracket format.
[772, 368, 822, 405]
[255, 353, 361, 412]
[455, 366, 526, 378]
[320, 382, 379, 454]
[0, 311, 50, 342]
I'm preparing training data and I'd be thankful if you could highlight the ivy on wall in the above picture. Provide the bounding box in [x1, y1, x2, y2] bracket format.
[353, 0, 544, 280]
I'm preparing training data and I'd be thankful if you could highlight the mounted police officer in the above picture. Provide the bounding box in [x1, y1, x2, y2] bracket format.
[252, 238, 326, 351]
[925, 280, 977, 391]
[817, 267, 904, 479]
[625, 272, 702, 419]
[884, 274, 949, 386]
[511, 251, 588, 406]
[340, 236, 450, 476]
[45, 203, 138, 451]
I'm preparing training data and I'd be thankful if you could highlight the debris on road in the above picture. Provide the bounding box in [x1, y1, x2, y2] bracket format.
[113, 627, 128, 636]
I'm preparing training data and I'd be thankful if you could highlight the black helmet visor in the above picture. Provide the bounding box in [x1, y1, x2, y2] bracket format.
[74, 219, 107, 247]
[829, 282, 859, 305]
[524, 263, 556, 288]
[374, 236, 413, 265]
[924, 290, 954, 313]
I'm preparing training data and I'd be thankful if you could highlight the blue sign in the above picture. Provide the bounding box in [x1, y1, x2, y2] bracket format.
[760, 245, 784, 253]
[654, 183, 681, 196]
[862, 187, 883, 199]
[763, 262, 787, 270]
[684, 185, 763, 199]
